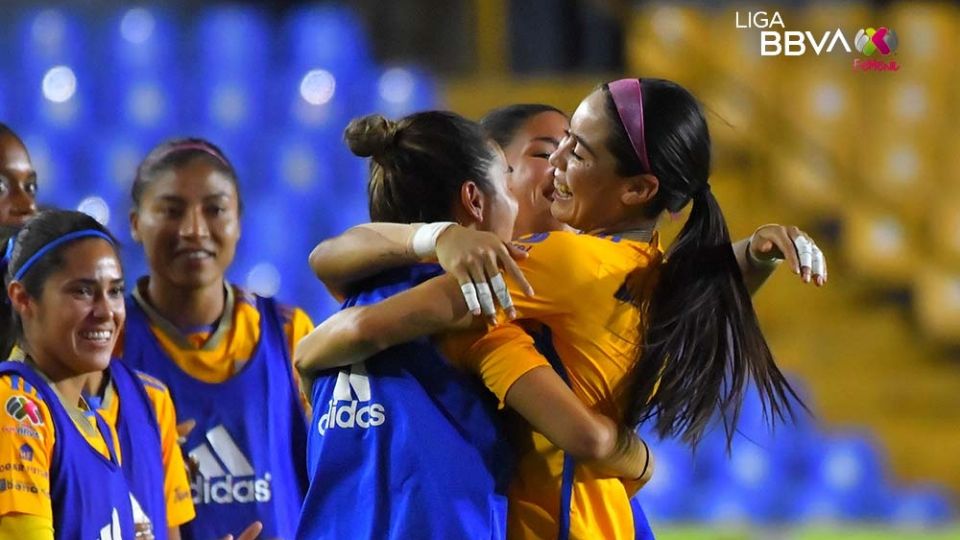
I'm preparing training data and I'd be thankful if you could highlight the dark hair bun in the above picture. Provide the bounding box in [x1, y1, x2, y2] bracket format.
[344, 114, 400, 162]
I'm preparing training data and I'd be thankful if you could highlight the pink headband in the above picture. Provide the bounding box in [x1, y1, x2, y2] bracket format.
[158, 142, 229, 167]
[608, 78, 651, 173]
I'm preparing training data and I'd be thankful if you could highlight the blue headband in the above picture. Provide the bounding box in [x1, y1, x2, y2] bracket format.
[13, 230, 114, 282]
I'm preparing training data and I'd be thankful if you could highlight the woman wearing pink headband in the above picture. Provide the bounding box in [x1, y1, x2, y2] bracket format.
[298, 78, 827, 539]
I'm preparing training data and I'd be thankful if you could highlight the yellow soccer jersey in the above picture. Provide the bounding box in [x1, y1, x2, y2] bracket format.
[116, 280, 314, 397]
[458, 231, 662, 540]
[100, 371, 195, 528]
[0, 368, 117, 521]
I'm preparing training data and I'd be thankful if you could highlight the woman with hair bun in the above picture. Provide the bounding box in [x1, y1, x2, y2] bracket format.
[296, 111, 651, 540]
[299, 78, 827, 539]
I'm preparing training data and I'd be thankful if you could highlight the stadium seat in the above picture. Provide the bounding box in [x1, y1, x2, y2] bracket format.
[370, 66, 440, 119]
[914, 268, 960, 344]
[195, 6, 270, 75]
[889, 484, 956, 527]
[85, 131, 151, 235]
[842, 205, 917, 286]
[281, 4, 372, 77]
[280, 65, 374, 132]
[859, 132, 933, 223]
[928, 193, 960, 268]
[105, 7, 178, 74]
[884, 2, 957, 77]
[806, 432, 889, 519]
[626, 4, 706, 85]
[19, 131, 82, 209]
[192, 7, 271, 132]
[17, 8, 89, 78]
[632, 430, 696, 522]
[770, 142, 843, 217]
[778, 64, 858, 155]
[112, 76, 180, 134]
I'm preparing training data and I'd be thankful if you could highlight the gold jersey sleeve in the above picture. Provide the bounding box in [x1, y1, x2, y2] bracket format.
[439, 323, 550, 407]
[135, 374, 196, 527]
[0, 375, 55, 520]
[462, 231, 663, 540]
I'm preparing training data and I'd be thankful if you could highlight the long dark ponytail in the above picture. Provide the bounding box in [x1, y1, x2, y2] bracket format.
[607, 78, 801, 446]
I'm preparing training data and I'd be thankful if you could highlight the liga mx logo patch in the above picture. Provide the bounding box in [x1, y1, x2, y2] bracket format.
[5, 395, 43, 426]
[855, 27, 898, 56]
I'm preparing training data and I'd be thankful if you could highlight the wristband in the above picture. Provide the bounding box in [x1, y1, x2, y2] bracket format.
[411, 222, 456, 259]
[746, 239, 782, 270]
[637, 438, 651, 480]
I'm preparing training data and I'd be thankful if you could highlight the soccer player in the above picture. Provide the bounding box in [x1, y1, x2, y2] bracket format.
[0, 123, 39, 226]
[480, 104, 572, 238]
[0, 210, 163, 539]
[298, 78, 827, 539]
[482, 103, 654, 540]
[296, 112, 650, 539]
[121, 139, 311, 539]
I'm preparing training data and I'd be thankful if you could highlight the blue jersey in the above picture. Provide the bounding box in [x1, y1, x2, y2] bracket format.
[0, 361, 136, 540]
[631, 497, 655, 540]
[297, 265, 512, 540]
[123, 294, 308, 539]
[110, 359, 169, 540]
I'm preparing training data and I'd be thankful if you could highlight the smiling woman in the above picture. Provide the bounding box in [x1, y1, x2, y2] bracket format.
[0, 123, 39, 227]
[480, 104, 571, 238]
[120, 138, 312, 539]
[0, 210, 167, 539]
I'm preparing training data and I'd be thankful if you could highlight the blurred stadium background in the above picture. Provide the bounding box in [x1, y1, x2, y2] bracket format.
[1, 1, 958, 538]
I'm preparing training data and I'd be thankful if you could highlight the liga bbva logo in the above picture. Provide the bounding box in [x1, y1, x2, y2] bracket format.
[188, 425, 272, 505]
[318, 362, 386, 435]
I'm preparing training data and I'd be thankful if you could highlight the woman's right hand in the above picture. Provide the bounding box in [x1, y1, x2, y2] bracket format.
[434, 226, 534, 321]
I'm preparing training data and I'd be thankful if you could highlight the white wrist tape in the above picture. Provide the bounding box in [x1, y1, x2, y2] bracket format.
[411, 222, 456, 259]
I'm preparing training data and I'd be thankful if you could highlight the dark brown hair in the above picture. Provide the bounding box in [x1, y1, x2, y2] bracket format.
[345, 112, 497, 223]
[605, 78, 801, 446]
[131, 137, 242, 214]
[1, 211, 119, 357]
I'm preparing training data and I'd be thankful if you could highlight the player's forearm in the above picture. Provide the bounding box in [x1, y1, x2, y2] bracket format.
[592, 425, 653, 486]
[505, 367, 646, 479]
[294, 307, 382, 376]
[732, 237, 775, 294]
[308, 223, 420, 296]
[297, 275, 473, 384]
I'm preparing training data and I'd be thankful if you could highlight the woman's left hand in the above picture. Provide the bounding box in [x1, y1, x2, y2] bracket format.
[748, 224, 827, 286]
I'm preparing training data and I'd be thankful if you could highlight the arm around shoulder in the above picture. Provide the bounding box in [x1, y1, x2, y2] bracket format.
[294, 273, 475, 377]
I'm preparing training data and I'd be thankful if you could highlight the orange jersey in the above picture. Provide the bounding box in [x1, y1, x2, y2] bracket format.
[117, 281, 313, 388]
[0, 368, 116, 521]
[99, 371, 195, 528]
[453, 231, 662, 540]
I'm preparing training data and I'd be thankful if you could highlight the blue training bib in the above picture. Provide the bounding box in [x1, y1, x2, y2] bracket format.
[0, 361, 137, 540]
[297, 265, 512, 540]
[123, 293, 308, 539]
